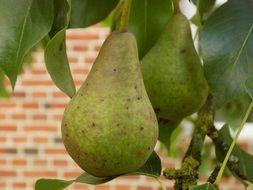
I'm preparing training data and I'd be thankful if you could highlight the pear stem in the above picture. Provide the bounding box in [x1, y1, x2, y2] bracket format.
[172, 0, 181, 14]
[118, 0, 132, 32]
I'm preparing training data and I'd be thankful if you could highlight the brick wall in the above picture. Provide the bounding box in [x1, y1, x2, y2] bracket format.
[0, 25, 252, 190]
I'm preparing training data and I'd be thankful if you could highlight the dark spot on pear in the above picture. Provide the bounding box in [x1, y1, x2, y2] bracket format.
[134, 85, 137, 89]
[127, 98, 131, 101]
[148, 147, 151, 150]
[137, 96, 142, 100]
[140, 127, 144, 131]
[113, 68, 117, 72]
[180, 49, 186, 54]
[92, 122, 96, 127]
[126, 106, 129, 110]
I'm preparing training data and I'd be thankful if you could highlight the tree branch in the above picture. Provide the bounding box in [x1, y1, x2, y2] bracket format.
[164, 94, 214, 189]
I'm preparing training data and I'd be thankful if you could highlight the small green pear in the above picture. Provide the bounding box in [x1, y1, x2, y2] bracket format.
[61, 32, 158, 177]
[141, 13, 209, 120]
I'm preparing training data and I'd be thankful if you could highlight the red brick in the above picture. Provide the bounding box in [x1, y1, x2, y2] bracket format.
[0, 170, 16, 177]
[0, 181, 6, 188]
[24, 125, 57, 132]
[32, 114, 47, 120]
[12, 182, 27, 188]
[33, 159, 47, 166]
[121, 175, 140, 180]
[94, 45, 101, 51]
[137, 186, 153, 190]
[53, 160, 68, 166]
[64, 171, 82, 178]
[85, 57, 96, 64]
[45, 148, 66, 154]
[32, 68, 46, 74]
[11, 114, 26, 120]
[75, 80, 84, 86]
[52, 91, 67, 98]
[22, 80, 53, 86]
[13, 137, 27, 143]
[33, 137, 48, 143]
[0, 159, 6, 165]
[0, 148, 17, 154]
[94, 185, 110, 190]
[32, 92, 47, 98]
[12, 159, 27, 166]
[24, 171, 57, 177]
[0, 125, 16, 131]
[0, 137, 6, 142]
[72, 183, 89, 190]
[0, 114, 5, 119]
[115, 185, 131, 190]
[68, 56, 78, 63]
[12, 92, 26, 98]
[52, 114, 63, 120]
[50, 103, 67, 109]
[0, 102, 16, 108]
[73, 68, 89, 75]
[73, 45, 89, 51]
[66, 34, 99, 41]
[23, 102, 39, 109]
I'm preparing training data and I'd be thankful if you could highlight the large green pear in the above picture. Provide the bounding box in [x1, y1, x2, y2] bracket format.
[61, 32, 158, 177]
[141, 13, 209, 120]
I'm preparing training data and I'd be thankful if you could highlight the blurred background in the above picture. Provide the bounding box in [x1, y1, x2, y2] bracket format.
[1, 0, 253, 189]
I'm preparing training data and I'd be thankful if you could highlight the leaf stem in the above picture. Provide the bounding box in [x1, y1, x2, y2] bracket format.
[156, 177, 167, 190]
[214, 100, 253, 185]
[118, 0, 132, 32]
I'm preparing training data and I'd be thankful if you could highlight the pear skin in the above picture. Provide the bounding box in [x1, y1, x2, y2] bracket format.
[141, 13, 209, 120]
[61, 32, 158, 177]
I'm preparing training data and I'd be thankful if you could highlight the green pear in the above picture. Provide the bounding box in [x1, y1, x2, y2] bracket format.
[141, 13, 209, 120]
[61, 31, 158, 177]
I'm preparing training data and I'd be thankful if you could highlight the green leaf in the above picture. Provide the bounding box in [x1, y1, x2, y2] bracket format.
[158, 119, 181, 155]
[0, 0, 54, 88]
[130, 151, 162, 178]
[49, 0, 69, 37]
[0, 69, 9, 98]
[245, 76, 253, 99]
[190, 183, 216, 190]
[35, 179, 73, 190]
[200, 0, 253, 108]
[215, 124, 253, 183]
[128, 0, 173, 58]
[191, 0, 216, 27]
[35, 151, 161, 189]
[45, 0, 76, 98]
[216, 94, 252, 129]
[75, 173, 115, 185]
[69, 0, 118, 28]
